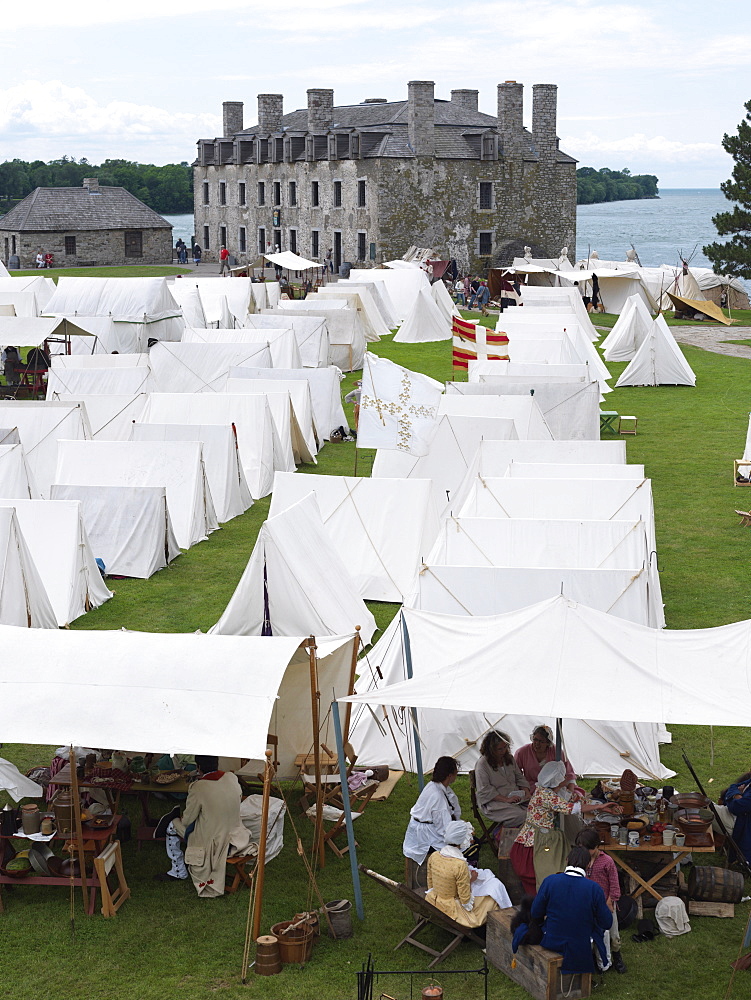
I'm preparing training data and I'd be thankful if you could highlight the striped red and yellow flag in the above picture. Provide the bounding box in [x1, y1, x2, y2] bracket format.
[452, 317, 509, 368]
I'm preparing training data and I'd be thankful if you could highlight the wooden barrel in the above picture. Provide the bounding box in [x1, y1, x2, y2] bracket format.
[255, 935, 282, 976]
[270, 921, 314, 964]
[688, 866, 744, 903]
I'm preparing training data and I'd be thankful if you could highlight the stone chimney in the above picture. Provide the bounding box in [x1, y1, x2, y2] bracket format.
[451, 89, 479, 112]
[82, 177, 100, 192]
[222, 101, 244, 137]
[257, 94, 284, 133]
[532, 84, 558, 159]
[307, 88, 334, 132]
[497, 81, 524, 158]
[408, 80, 434, 156]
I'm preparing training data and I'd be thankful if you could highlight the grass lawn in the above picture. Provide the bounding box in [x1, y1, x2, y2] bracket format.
[11, 265, 191, 279]
[2, 323, 751, 998]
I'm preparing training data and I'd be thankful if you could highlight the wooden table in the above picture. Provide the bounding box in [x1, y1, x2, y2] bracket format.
[120, 777, 191, 849]
[602, 834, 715, 901]
[0, 816, 121, 915]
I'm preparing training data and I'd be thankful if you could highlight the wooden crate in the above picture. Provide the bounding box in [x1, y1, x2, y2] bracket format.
[487, 909, 591, 1000]
[689, 900, 735, 918]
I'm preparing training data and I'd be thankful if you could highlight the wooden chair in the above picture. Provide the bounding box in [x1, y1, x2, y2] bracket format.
[736, 509, 751, 527]
[469, 769, 499, 856]
[225, 851, 255, 893]
[360, 865, 486, 968]
[94, 841, 130, 918]
[305, 780, 379, 858]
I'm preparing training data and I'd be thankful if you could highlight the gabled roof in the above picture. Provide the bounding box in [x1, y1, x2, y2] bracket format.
[0, 186, 172, 233]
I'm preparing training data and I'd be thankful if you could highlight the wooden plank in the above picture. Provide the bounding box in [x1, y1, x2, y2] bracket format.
[689, 900, 735, 918]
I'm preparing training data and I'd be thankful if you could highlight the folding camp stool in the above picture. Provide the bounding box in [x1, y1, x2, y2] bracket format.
[599, 411, 619, 433]
[94, 840, 130, 917]
[225, 851, 256, 893]
[618, 415, 638, 435]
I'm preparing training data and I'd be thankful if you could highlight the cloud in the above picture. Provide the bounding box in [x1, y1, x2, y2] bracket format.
[0, 81, 219, 161]
[563, 131, 723, 163]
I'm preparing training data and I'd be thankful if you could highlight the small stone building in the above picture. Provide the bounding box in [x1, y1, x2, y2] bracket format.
[0, 179, 172, 268]
[193, 81, 577, 272]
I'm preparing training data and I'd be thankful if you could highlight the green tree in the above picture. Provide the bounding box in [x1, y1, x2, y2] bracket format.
[704, 99, 751, 277]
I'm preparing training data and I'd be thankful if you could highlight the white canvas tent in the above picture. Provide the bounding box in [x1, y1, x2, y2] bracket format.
[346, 603, 672, 780]
[0, 498, 112, 626]
[469, 361, 596, 384]
[496, 316, 610, 382]
[50, 394, 149, 440]
[0, 315, 100, 350]
[601, 295, 654, 362]
[0, 443, 40, 498]
[223, 382, 312, 468]
[268, 302, 366, 371]
[210, 493, 376, 644]
[444, 380, 602, 440]
[393, 285, 451, 343]
[615, 316, 696, 387]
[344, 282, 398, 331]
[188, 277, 255, 326]
[169, 281, 207, 328]
[181, 328, 302, 369]
[50, 484, 180, 579]
[228, 366, 347, 441]
[141, 393, 277, 499]
[0, 506, 57, 628]
[0, 626, 353, 763]
[269, 473, 440, 602]
[46, 365, 152, 398]
[55, 440, 218, 550]
[243, 313, 328, 368]
[372, 414, 519, 518]
[225, 377, 319, 456]
[506, 337, 582, 366]
[0, 275, 54, 313]
[149, 341, 272, 393]
[431, 278, 460, 323]
[314, 287, 387, 340]
[0, 429, 20, 445]
[52, 353, 150, 369]
[0, 401, 92, 498]
[438, 394, 554, 440]
[347, 267, 430, 323]
[132, 422, 252, 523]
[518, 285, 599, 340]
[43, 276, 183, 349]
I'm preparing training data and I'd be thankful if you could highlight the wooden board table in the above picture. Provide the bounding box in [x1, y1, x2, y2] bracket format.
[602, 834, 716, 901]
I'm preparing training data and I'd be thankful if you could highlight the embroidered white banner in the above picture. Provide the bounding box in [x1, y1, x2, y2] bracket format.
[358, 352, 443, 457]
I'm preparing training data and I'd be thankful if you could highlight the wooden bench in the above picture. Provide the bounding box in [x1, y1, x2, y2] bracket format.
[486, 908, 591, 1000]
[360, 865, 486, 968]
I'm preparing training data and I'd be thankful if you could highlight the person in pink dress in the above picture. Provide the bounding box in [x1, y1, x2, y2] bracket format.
[515, 725, 579, 797]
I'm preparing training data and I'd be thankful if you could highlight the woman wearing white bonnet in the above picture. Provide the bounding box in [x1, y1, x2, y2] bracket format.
[510, 760, 621, 897]
[426, 820, 512, 928]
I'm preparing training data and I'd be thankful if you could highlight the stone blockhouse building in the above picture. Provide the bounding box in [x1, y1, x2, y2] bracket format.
[193, 81, 576, 272]
[0, 179, 172, 268]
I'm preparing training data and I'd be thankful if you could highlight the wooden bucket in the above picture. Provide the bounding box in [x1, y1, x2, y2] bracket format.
[688, 866, 743, 903]
[254, 935, 281, 976]
[270, 921, 314, 964]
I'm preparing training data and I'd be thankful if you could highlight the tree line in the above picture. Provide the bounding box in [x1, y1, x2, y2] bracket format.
[0, 157, 193, 215]
[577, 167, 659, 205]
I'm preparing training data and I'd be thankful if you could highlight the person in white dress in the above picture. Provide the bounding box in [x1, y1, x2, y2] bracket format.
[403, 756, 461, 866]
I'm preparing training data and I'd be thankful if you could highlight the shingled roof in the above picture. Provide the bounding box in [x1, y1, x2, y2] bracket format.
[0, 185, 172, 232]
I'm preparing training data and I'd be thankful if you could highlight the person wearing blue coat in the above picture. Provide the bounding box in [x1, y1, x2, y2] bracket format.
[531, 846, 613, 975]
[724, 773, 751, 864]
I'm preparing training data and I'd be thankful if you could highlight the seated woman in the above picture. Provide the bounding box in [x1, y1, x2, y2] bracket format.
[723, 771, 751, 864]
[510, 761, 620, 897]
[515, 725, 578, 796]
[474, 730, 530, 828]
[427, 820, 512, 927]
[403, 756, 462, 868]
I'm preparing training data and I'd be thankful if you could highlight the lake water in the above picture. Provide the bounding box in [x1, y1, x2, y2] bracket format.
[165, 188, 736, 276]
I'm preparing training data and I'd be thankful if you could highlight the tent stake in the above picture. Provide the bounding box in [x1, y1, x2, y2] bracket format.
[401, 613, 424, 790]
[333, 700, 364, 919]
[251, 750, 274, 941]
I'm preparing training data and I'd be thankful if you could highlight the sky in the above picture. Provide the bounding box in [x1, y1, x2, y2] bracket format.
[1, 0, 749, 188]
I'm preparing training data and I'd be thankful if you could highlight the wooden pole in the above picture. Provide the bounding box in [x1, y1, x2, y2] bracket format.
[342, 626, 361, 746]
[251, 750, 273, 941]
[69, 747, 89, 915]
[308, 636, 325, 868]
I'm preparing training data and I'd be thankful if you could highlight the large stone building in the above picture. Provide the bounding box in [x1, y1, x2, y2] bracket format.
[0, 179, 172, 268]
[193, 81, 576, 272]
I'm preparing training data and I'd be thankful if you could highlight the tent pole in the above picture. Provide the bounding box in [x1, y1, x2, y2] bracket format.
[332, 700, 364, 919]
[401, 613, 425, 790]
[308, 636, 325, 868]
[555, 719, 563, 761]
[251, 750, 273, 941]
[69, 747, 89, 915]
[342, 626, 361, 745]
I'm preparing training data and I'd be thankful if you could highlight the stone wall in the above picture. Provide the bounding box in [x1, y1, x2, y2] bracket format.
[2, 228, 172, 268]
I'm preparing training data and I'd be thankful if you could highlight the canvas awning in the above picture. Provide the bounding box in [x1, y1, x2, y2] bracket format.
[667, 292, 732, 326]
[342, 595, 751, 728]
[264, 251, 324, 271]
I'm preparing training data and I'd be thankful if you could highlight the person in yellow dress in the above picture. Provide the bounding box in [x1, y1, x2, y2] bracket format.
[426, 820, 512, 928]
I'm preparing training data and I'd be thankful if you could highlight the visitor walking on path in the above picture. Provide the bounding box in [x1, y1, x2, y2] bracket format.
[219, 245, 231, 276]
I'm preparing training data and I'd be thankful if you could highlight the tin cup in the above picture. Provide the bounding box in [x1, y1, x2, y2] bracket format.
[618, 827, 628, 846]
[674, 833, 686, 847]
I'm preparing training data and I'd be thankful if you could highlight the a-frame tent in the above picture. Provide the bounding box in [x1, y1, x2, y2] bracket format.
[601, 294, 654, 362]
[0, 506, 57, 628]
[615, 316, 696, 387]
[393, 285, 451, 343]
